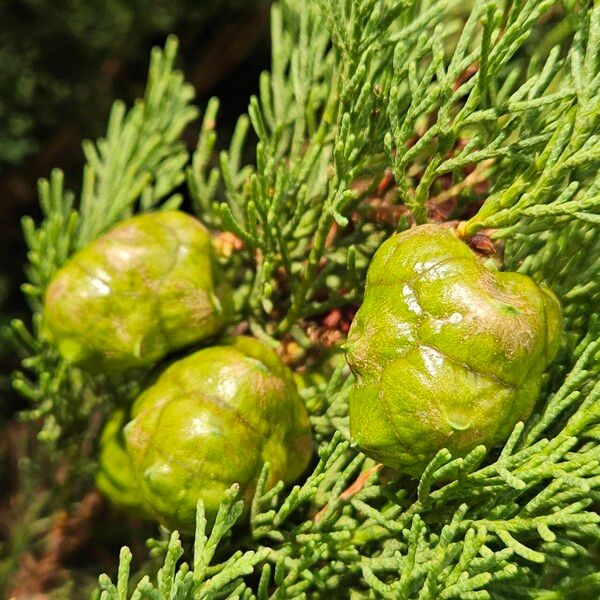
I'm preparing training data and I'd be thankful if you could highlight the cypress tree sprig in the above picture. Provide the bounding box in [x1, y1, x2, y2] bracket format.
[460, 6, 600, 236]
[8, 0, 600, 596]
[187, 0, 459, 334]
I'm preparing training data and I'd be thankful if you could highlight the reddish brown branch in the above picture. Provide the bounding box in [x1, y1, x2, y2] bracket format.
[9, 492, 104, 598]
[313, 464, 382, 522]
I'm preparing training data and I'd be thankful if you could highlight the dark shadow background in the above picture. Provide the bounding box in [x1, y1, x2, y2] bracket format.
[0, 0, 272, 416]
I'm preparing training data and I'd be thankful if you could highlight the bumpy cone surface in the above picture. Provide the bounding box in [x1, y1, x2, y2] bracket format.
[96, 409, 146, 515]
[124, 337, 313, 532]
[346, 224, 562, 476]
[43, 211, 231, 372]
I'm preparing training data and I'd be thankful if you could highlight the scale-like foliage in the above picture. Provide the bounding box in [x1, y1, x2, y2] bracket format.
[5, 0, 600, 597]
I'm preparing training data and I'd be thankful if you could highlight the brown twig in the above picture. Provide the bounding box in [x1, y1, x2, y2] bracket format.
[360, 197, 413, 228]
[453, 61, 481, 92]
[9, 491, 104, 598]
[428, 159, 494, 208]
[313, 464, 382, 522]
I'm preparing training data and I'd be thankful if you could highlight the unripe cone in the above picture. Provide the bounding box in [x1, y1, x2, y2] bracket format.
[96, 410, 146, 515]
[124, 337, 313, 532]
[346, 224, 562, 476]
[43, 211, 231, 372]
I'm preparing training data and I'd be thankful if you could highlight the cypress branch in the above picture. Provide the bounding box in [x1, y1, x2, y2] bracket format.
[5, 0, 600, 597]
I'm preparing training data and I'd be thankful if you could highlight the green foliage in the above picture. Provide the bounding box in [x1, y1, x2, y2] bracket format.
[97, 487, 271, 600]
[188, 0, 410, 330]
[461, 6, 600, 235]
[6, 0, 600, 597]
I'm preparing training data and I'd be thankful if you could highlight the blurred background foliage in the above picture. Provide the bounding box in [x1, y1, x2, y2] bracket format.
[0, 0, 268, 169]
